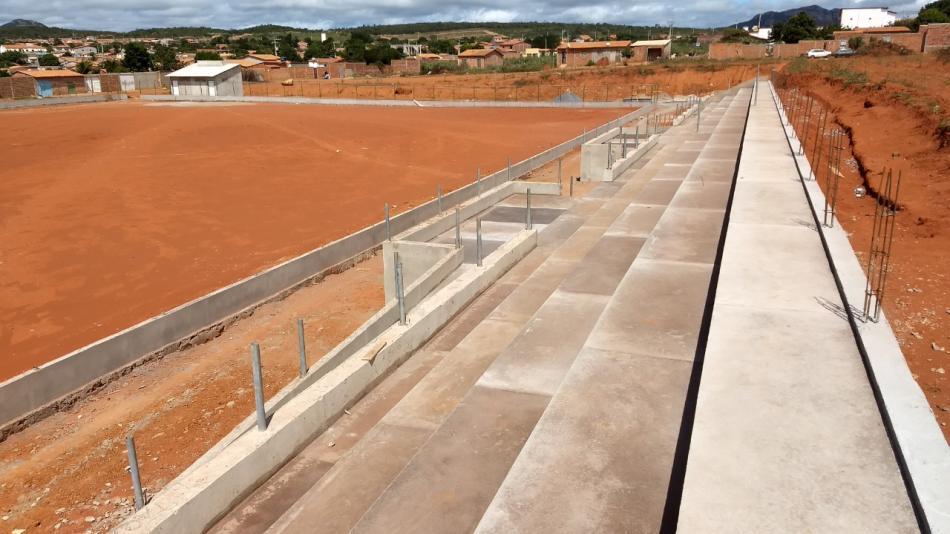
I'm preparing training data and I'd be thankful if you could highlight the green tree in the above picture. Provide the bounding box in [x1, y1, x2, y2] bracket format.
[304, 37, 335, 59]
[123, 42, 153, 71]
[152, 44, 180, 71]
[364, 42, 403, 65]
[277, 32, 299, 60]
[74, 60, 95, 74]
[771, 12, 820, 44]
[528, 34, 561, 49]
[918, 7, 950, 23]
[195, 50, 221, 60]
[99, 59, 127, 73]
[0, 50, 28, 67]
[922, 0, 950, 17]
[38, 53, 61, 67]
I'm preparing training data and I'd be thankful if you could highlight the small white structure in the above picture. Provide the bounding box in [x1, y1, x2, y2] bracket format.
[166, 61, 243, 97]
[840, 7, 898, 29]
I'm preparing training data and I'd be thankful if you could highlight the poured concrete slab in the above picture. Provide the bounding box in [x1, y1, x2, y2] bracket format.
[351, 387, 549, 534]
[605, 204, 666, 238]
[476, 348, 692, 534]
[587, 259, 713, 361]
[640, 207, 725, 264]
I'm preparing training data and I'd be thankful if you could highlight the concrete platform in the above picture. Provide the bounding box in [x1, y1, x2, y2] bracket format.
[676, 81, 918, 533]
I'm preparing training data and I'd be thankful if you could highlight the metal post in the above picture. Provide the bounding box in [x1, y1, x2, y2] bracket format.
[250, 343, 267, 431]
[394, 252, 406, 325]
[636, 124, 640, 148]
[475, 217, 483, 267]
[507, 157, 511, 181]
[437, 184, 443, 214]
[126, 435, 145, 510]
[296, 319, 307, 378]
[384, 203, 391, 241]
[800, 97, 813, 155]
[454, 206, 461, 249]
[557, 158, 562, 193]
[476, 167, 481, 197]
[621, 126, 626, 158]
[525, 188, 532, 230]
[696, 99, 701, 132]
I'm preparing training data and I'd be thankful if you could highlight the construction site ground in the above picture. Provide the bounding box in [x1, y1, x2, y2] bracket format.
[0, 151, 587, 534]
[779, 52, 950, 440]
[0, 103, 618, 380]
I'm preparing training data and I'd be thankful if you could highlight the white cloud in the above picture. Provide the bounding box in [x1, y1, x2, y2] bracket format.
[0, 0, 927, 32]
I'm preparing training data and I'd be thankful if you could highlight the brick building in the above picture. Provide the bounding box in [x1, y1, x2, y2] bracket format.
[630, 39, 672, 61]
[12, 69, 86, 97]
[555, 41, 631, 67]
[459, 48, 504, 69]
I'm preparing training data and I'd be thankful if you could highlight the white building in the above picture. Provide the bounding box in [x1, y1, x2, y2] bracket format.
[166, 61, 243, 97]
[840, 7, 898, 29]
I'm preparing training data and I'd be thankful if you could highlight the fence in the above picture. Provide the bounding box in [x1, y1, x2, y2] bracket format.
[241, 80, 660, 103]
[0, 71, 172, 101]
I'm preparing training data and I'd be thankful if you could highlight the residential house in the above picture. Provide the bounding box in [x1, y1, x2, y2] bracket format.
[630, 39, 672, 61]
[458, 48, 504, 68]
[555, 40, 631, 67]
[497, 38, 529, 54]
[13, 69, 86, 97]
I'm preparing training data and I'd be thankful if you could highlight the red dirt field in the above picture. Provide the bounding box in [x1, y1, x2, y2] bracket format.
[778, 53, 950, 441]
[0, 101, 620, 381]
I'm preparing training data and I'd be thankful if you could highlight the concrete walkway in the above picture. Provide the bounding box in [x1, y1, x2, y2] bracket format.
[676, 82, 918, 532]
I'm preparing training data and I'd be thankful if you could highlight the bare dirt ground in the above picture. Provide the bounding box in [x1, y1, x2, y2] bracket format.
[779, 53, 950, 441]
[0, 103, 620, 380]
[240, 60, 761, 101]
[0, 254, 384, 533]
[0, 152, 584, 533]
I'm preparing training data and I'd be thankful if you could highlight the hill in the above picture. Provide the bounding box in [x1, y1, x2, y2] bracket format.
[731, 5, 841, 29]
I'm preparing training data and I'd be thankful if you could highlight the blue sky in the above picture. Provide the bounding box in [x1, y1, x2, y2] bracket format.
[1, 0, 929, 32]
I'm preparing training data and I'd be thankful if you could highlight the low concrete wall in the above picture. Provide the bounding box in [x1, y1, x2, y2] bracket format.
[769, 82, 950, 533]
[117, 229, 537, 534]
[0, 93, 127, 110]
[382, 241, 456, 301]
[141, 94, 641, 109]
[0, 104, 650, 435]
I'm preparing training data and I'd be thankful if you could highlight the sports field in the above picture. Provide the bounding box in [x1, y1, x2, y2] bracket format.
[0, 101, 620, 380]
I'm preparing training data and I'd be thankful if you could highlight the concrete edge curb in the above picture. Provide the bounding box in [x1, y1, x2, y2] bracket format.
[140, 94, 640, 108]
[769, 80, 949, 534]
[116, 229, 537, 533]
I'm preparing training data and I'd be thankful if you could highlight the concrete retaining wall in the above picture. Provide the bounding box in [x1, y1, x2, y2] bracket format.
[0, 93, 127, 110]
[117, 229, 537, 534]
[769, 81, 950, 533]
[0, 104, 650, 435]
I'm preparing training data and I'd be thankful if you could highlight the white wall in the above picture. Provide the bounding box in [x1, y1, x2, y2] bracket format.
[841, 8, 898, 29]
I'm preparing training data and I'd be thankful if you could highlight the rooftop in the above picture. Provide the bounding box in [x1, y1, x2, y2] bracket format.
[166, 61, 240, 78]
[556, 40, 632, 50]
[459, 48, 503, 57]
[632, 39, 672, 47]
[13, 69, 83, 79]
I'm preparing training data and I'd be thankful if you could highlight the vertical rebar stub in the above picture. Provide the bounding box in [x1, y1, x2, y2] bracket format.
[126, 435, 145, 510]
[296, 318, 307, 378]
[525, 188, 532, 230]
[250, 343, 267, 431]
[395, 252, 406, 325]
[454, 206, 461, 249]
[384, 203, 391, 241]
[475, 217, 483, 267]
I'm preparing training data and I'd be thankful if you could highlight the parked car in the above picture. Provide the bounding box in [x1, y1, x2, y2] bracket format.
[806, 49, 832, 58]
[833, 46, 856, 57]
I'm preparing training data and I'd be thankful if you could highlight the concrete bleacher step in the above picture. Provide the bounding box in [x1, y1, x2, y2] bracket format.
[210, 144, 664, 534]
[214, 87, 750, 534]
[263, 148, 676, 534]
[474, 88, 753, 533]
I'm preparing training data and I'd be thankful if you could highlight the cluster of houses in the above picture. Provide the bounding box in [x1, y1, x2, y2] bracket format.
[1, 31, 677, 99]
